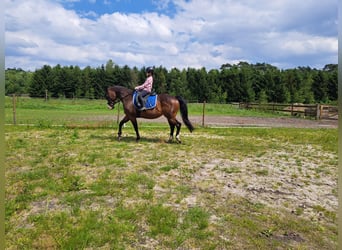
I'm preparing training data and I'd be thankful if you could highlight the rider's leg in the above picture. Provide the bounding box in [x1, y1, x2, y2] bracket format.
[138, 90, 149, 108]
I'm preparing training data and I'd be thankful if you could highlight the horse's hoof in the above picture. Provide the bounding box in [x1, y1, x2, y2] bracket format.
[176, 135, 181, 143]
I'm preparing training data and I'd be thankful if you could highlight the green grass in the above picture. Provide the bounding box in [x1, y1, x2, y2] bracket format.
[5, 97, 337, 249]
[5, 124, 337, 249]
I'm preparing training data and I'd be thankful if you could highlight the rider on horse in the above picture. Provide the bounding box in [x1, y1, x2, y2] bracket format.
[135, 66, 154, 109]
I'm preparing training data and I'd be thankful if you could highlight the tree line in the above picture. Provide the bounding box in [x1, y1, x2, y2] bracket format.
[5, 60, 337, 104]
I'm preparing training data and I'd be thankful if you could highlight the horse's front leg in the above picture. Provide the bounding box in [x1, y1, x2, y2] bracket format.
[131, 118, 140, 142]
[118, 115, 130, 141]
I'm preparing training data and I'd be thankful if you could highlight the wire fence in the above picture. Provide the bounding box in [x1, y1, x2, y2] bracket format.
[6, 95, 338, 128]
[239, 102, 338, 120]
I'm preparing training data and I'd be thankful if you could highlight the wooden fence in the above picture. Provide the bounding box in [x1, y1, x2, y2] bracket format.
[239, 103, 338, 120]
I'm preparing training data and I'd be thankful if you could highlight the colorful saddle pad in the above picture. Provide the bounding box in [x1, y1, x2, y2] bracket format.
[133, 91, 157, 110]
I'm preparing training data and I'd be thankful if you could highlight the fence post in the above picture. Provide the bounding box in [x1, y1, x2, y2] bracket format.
[202, 101, 206, 127]
[316, 104, 321, 120]
[12, 94, 16, 125]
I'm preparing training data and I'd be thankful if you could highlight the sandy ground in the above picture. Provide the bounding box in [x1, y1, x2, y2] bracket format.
[147, 115, 338, 227]
[138, 115, 338, 129]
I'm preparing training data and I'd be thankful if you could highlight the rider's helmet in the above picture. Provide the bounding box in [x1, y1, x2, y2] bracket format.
[146, 66, 154, 74]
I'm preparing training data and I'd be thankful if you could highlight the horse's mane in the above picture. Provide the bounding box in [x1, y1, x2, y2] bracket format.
[110, 85, 134, 95]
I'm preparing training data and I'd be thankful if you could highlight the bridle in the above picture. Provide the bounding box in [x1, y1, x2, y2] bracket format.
[108, 91, 132, 108]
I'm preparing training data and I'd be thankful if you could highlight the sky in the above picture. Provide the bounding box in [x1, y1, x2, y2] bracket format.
[5, 0, 338, 71]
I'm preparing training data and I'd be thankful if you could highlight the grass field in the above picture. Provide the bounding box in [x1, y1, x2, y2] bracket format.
[5, 97, 338, 249]
[5, 96, 288, 126]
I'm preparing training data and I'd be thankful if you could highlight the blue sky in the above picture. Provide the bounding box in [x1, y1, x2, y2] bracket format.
[5, 0, 338, 71]
[60, 0, 177, 17]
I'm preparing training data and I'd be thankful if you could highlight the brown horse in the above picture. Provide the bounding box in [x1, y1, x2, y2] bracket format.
[106, 85, 194, 142]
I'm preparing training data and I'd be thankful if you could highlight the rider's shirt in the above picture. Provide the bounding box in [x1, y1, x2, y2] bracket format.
[135, 76, 153, 93]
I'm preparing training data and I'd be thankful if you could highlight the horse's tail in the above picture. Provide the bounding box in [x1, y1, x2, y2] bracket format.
[176, 96, 194, 132]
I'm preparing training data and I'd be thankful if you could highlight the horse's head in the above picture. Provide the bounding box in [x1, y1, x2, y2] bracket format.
[106, 87, 117, 110]
[106, 85, 133, 110]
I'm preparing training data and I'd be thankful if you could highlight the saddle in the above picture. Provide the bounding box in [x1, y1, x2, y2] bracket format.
[133, 91, 157, 110]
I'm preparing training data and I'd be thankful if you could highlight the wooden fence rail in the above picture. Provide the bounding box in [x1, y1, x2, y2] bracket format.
[239, 102, 338, 120]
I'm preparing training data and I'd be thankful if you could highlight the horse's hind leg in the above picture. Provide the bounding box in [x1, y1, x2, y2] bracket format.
[167, 120, 175, 142]
[175, 120, 182, 143]
[168, 119, 182, 143]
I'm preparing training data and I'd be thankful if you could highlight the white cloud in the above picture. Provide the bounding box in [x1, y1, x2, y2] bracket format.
[280, 33, 338, 55]
[5, 0, 338, 70]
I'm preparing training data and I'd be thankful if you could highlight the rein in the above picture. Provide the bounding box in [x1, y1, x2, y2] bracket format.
[112, 91, 132, 105]
[119, 92, 132, 101]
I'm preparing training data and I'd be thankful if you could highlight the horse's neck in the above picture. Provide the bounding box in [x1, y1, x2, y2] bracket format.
[115, 86, 132, 100]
